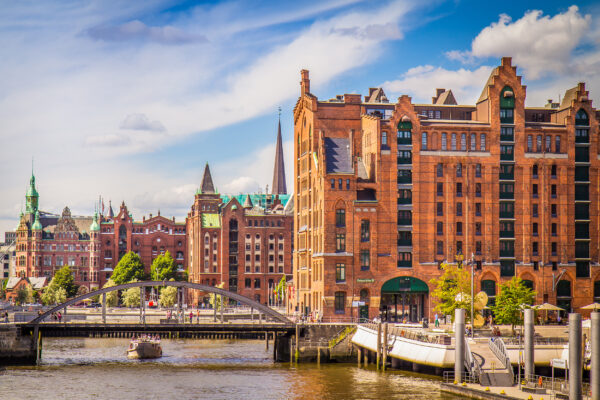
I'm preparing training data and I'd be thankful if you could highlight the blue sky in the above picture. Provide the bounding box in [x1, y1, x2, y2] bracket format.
[1, 0, 599, 235]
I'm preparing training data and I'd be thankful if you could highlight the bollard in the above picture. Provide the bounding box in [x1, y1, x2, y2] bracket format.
[265, 331, 269, 350]
[455, 309, 465, 383]
[358, 347, 362, 367]
[592, 312, 600, 400]
[102, 293, 106, 324]
[569, 313, 582, 400]
[524, 308, 534, 379]
[317, 346, 321, 366]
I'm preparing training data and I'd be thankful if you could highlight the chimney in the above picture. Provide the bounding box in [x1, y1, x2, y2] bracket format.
[501, 57, 512, 67]
[300, 69, 310, 96]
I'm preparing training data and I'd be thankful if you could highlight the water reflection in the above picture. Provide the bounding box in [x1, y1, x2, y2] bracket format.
[2, 338, 460, 400]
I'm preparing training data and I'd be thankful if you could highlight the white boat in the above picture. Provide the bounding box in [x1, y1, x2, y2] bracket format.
[127, 337, 162, 359]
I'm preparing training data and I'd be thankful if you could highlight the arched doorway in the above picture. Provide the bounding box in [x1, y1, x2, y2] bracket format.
[381, 276, 429, 323]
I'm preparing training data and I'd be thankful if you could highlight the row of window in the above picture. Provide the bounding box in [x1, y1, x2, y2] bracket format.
[330, 178, 351, 190]
[421, 132, 487, 152]
[436, 163, 483, 178]
[526, 135, 562, 153]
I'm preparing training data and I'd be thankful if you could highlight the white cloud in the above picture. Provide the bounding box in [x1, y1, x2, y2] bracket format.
[447, 6, 591, 79]
[382, 65, 494, 104]
[120, 113, 166, 132]
[87, 20, 207, 45]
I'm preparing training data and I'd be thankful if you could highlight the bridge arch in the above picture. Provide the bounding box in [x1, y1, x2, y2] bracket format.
[28, 281, 293, 325]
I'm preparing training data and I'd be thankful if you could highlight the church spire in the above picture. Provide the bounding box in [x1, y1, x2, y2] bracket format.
[200, 162, 216, 194]
[25, 161, 39, 214]
[271, 109, 287, 195]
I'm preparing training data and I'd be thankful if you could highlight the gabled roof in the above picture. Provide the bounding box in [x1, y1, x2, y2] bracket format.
[5, 277, 23, 290]
[28, 277, 47, 290]
[324, 137, 353, 174]
[477, 67, 499, 104]
[435, 90, 457, 105]
[560, 86, 578, 110]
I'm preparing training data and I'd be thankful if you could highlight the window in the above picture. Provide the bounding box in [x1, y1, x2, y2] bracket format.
[577, 262, 590, 278]
[456, 163, 462, 177]
[551, 223, 557, 236]
[441, 133, 447, 150]
[551, 165, 557, 178]
[545, 136, 551, 152]
[456, 241, 463, 254]
[532, 164, 538, 178]
[346, 179, 350, 189]
[451, 133, 457, 150]
[336, 234, 345, 252]
[475, 183, 481, 197]
[331, 179, 335, 189]
[536, 135, 542, 152]
[475, 241, 482, 255]
[382, 131, 387, 146]
[334, 292, 346, 314]
[475, 164, 481, 177]
[552, 242, 557, 256]
[551, 204, 557, 217]
[338, 179, 343, 189]
[245, 278, 251, 288]
[470, 133, 476, 151]
[551, 185, 557, 198]
[254, 278, 261, 288]
[436, 202, 443, 216]
[437, 241, 443, 255]
[360, 250, 370, 271]
[555, 136, 561, 153]
[421, 132, 427, 150]
[475, 222, 481, 236]
[532, 204, 539, 217]
[480, 134, 486, 151]
[527, 135, 533, 152]
[336, 263, 346, 283]
[532, 184, 538, 198]
[360, 220, 370, 242]
[456, 202, 462, 216]
[336, 209, 345, 227]
[437, 163, 443, 177]
[437, 182, 443, 196]
[437, 222, 443, 235]
[576, 109, 589, 125]
[532, 242, 539, 256]
[456, 222, 463, 236]
[532, 223, 538, 236]
[475, 203, 482, 216]
[456, 182, 462, 196]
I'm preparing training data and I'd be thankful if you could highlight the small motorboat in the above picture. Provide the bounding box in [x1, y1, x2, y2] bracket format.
[127, 336, 162, 359]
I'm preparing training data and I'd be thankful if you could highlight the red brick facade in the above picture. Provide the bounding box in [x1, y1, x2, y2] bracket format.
[293, 58, 600, 322]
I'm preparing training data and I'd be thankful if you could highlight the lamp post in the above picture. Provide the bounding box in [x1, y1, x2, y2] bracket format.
[470, 253, 474, 338]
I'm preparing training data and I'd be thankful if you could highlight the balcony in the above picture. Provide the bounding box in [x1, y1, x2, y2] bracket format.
[397, 156, 412, 164]
[499, 192, 514, 200]
[397, 174, 412, 184]
[500, 153, 514, 161]
[500, 230, 514, 238]
[397, 218, 412, 226]
[499, 249, 514, 257]
[397, 197, 412, 205]
[397, 238, 412, 246]
[397, 260, 412, 268]
[500, 133, 514, 142]
[397, 137, 412, 145]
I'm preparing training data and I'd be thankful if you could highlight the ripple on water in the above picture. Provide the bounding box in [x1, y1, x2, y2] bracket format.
[1, 338, 461, 400]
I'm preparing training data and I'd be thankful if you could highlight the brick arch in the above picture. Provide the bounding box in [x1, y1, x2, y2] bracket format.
[518, 272, 537, 289]
[331, 198, 346, 211]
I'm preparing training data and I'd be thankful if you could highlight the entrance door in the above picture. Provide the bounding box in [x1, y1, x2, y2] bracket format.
[359, 305, 369, 321]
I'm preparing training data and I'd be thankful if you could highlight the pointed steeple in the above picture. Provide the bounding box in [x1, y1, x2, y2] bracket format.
[200, 162, 216, 194]
[107, 200, 114, 219]
[271, 110, 287, 195]
[243, 194, 253, 209]
[25, 162, 39, 214]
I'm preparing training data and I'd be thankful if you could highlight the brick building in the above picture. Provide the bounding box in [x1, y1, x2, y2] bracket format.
[292, 57, 600, 322]
[14, 173, 187, 292]
[187, 122, 293, 306]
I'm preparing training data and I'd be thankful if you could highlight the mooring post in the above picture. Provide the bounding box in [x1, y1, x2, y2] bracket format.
[213, 299, 217, 323]
[140, 286, 145, 325]
[357, 347, 362, 367]
[290, 334, 294, 364]
[295, 323, 300, 363]
[376, 322, 382, 370]
[251, 307, 254, 322]
[592, 312, 600, 400]
[220, 296, 224, 323]
[102, 293, 106, 324]
[317, 346, 321, 366]
[455, 308, 465, 383]
[569, 313, 582, 400]
[382, 322, 388, 372]
[265, 331, 269, 350]
[33, 325, 40, 365]
[524, 308, 534, 379]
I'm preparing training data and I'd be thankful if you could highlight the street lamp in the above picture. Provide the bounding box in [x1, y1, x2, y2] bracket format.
[470, 253, 474, 338]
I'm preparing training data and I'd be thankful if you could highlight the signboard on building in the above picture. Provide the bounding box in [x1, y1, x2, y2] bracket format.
[357, 278, 375, 283]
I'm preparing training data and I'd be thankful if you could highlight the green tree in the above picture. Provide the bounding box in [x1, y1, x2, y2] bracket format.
[100, 279, 119, 307]
[159, 285, 177, 308]
[54, 287, 67, 304]
[491, 276, 536, 335]
[16, 286, 32, 305]
[430, 260, 472, 322]
[209, 282, 225, 311]
[52, 266, 78, 297]
[151, 251, 177, 281]
[111, 252, 145, 285]
[41, 285, 57, 305]
[121, 280, 140, 308]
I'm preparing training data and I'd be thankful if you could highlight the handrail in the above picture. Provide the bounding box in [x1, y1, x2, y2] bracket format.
[361, 323, 451, 345]
[489, 337, 514, 383]
[464, 339, 481, 381]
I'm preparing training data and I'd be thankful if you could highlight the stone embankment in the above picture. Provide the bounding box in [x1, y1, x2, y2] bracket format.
[0, 324, 35, 365]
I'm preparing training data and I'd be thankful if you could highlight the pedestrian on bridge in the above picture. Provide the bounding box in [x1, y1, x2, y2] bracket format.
[189, 311, 193, 324]
[196, 310, 200, 324]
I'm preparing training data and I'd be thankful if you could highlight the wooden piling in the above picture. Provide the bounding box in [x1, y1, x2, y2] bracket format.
[357, 347, 362, 367]
[382, 322, 388, 372]
[376, 322, 382, 370]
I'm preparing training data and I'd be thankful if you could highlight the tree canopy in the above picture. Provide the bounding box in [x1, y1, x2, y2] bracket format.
[52, 266, 78, 297]
[491, 276, 536, 335]
[151, 251, 177, 281]
[121, 280, 141, 307]
[100, 279, 119, 307]
[430, 261, 472, 321]
[159, 283, 177, 308]
[111, 252, 146, 285]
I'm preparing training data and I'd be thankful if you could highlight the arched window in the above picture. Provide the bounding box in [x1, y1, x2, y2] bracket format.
[451, 133, 457, 150]
[470, 133, 476, 151]
[500, 86, 515, 123]
[545, 136, 551, 152]
[527, 135, 533, 152]
[441, 133, 447, 150]
[480, 134, 486, 151]
[575, 109, 589, 126]
[359, 289, 369, 302]
[421, 132, 427, 150]
[522, 279, 534, 290]
[456, 163, 462, 177]
[382, 131, 387, 146]
[461, 133, 466, 151]
[536, 135, 542, 152]
[481, 280, 496, 306]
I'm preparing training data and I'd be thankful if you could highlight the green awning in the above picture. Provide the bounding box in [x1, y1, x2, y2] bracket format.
[381, 276, 429, 293]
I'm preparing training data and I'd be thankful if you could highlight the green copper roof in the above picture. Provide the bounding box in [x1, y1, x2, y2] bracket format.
[32, 211, 42, 230]
[89, 212, 100, 232]
[381, 276, 429, 293]
[26, 174, 39, 198]
[221, 193, 291, 208]
[201, 213, 221, 228]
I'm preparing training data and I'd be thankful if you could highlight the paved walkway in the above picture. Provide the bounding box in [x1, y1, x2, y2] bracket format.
[445, 381, 556, 400]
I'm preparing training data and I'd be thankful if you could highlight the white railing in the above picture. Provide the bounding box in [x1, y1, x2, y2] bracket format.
[464, 339, 481, 381]
[489, 337, 514, 383]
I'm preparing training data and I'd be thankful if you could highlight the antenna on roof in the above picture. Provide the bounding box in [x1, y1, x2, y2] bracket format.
[278, 106, 281, 119]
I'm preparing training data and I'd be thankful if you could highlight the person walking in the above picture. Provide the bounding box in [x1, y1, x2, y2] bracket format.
[196, 309, 200, 324]
[434, 313, 439, 328]
[189, 311, 193, 324]
[57, 311, 62, 323]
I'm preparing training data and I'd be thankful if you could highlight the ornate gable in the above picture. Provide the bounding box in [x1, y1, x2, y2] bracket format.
[55, 207, 80, 233]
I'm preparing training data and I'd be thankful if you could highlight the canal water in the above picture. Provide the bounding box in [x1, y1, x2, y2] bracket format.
[1, 338, 461, 399]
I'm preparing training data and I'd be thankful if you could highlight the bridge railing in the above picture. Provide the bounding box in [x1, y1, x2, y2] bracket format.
[488, 337, 514, 383]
